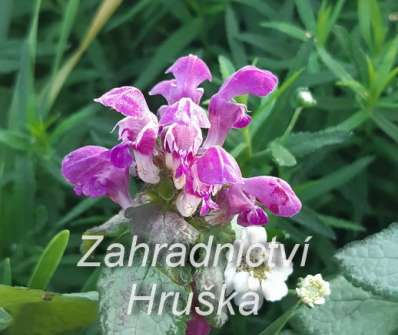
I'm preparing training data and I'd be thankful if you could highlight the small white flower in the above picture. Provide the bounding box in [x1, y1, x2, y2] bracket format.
[296, 274, 331, 308]
[224, 226, 293, 313]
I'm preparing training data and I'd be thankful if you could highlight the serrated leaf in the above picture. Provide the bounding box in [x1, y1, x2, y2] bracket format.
[98, 264, 191, 335]
[335, 223, 398, 299]
[28, 230, 70, 290]
[293, 276, 398, 335]
[0, 285, 97, 335]
[270, 141, 297, 167]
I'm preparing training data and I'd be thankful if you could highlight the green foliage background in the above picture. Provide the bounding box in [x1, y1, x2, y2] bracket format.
[0, 0, 397, 334]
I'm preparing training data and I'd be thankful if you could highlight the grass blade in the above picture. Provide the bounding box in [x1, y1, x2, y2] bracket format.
[28, 230, 70, 290]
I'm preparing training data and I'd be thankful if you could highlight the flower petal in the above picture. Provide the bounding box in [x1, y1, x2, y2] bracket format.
[94, 86, 150, 117]
[176, 191, 202, 217]
[133, 150, 160, 184]
[242, 176, 301, 217]
[61, 145, 132, 208]
[261, 278, 288, 302]
[204, 66, 277, 147]
[196, 146, 242, 185]
[158, 97, 210, 128]
[149, 55, 211, 104]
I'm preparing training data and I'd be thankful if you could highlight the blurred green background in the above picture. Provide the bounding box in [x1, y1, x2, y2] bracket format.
[0, 0, 397, 334]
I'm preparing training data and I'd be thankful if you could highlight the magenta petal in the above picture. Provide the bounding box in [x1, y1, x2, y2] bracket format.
[110, 143, 133, 168]
[94, 86, 150, 117]
[159, 98, 210, 128]
[238, 206, 269, 226]
[204, 66, 278, 147]
[217, 66, 278, 100]
[196, 146, 242, 185]
[166, 54, 212, 88]
[149, 55, 212, 104]
[242, 177, 302, 217]
[163, 123, 202, 156]
[61, 145, 132, 208]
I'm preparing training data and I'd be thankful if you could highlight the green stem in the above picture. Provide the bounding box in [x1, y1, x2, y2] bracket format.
[282, 107, 303, 139]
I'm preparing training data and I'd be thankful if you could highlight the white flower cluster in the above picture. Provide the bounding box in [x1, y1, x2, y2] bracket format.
[296, 273, 331, 307]
[224, 226, 293, 313]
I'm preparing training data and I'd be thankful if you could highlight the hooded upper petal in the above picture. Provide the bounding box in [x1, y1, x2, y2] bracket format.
[204, 66, 278, 147]
[242, 176, 301, 217]
[149, 55, 212, 104]
[61, 145, 132, 208]
[94, 86, 150, 117]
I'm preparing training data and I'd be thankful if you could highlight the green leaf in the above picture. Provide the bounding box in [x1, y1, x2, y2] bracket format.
[0, 129, 30, 151]
[284, 129, 351, 157]
[56, 197, 100, 228]
[297, 156, 373, 202]
[135, 18, 201, 89]
[0, 258, 11, 285]
[261, 21, 309, 41]
[318, 214, 365, 232]
[225, 5, 246, 67]
[0, 285, 97, 335]
[218, 55, 235, 80]
[293, 276, 398, 335]
[0, 308, 12, 332]
[294, 0, 316, 32]
[8, 0, 41, 129]
[98, 264, 191, 335]
[317, 47, 367, 99]
[290, 207, 336, 239]
[258, 302, 300, 335]
[50, 105, 96, 143]
[371, 112, 398, 144]
[335, 223, 398, 300]
[28, 230, 70, 290]
[270, 141, 297, 167]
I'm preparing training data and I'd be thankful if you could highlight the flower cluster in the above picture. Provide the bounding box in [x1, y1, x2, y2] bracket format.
[61, 55, 301, 226]
[296, 273, 331, 307]
[224, 226, 293, 312]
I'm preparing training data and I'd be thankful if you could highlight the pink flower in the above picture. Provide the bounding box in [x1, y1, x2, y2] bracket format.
[149, 54, 212, 104]
[215, 176, 302, 226]
[61, 146, 132, 208]
[95, 86, 160, 184]
[204, 66, 278, 147]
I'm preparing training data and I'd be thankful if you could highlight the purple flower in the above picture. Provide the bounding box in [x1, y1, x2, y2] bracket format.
[61, 146, 132, 208]
[215, 176, 301, 226]
[241, 176, 302, 217]
[217, 184, 269, 226]
[158, 97, 210, 129]
[176, 146, 242, 217]
[204, 66, 278, 147]
[149, 54, 212, 104]
[94, 86, 151, 117]
[95, 86, 160, 184]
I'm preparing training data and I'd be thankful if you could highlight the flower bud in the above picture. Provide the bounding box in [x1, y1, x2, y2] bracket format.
[296, 87, 317, 108]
